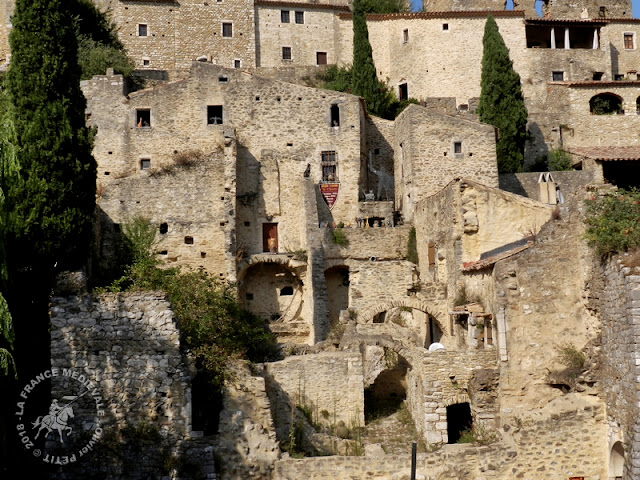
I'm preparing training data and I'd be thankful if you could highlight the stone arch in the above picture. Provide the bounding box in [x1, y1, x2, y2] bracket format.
[610, 441, 624, 479]
[360, 298, 439, 324]
[589, 92, 623, 115]
[237, 253, 307, 284]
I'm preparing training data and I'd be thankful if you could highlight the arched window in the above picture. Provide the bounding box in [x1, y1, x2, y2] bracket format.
[589, 93, 623, 115]
[610, 441, 624, 479]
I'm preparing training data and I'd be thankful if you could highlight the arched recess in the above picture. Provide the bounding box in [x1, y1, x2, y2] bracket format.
[359, 298, 445, 348]
[590, 93, 623, 115]
[324, 265, 349, 327]
[610, 441, 624, 480]
[238, 262, 304, 323]
[364, 350, 409, 423]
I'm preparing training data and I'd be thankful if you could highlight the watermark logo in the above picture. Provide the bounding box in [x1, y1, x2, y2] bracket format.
[15, 367, 106, 466]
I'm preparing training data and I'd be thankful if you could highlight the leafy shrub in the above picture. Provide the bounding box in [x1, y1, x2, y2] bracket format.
[584, 189, 640, 256]
[330, 228, 349, 246]
[547, 149, 572, 171]
[556, 343, 586, 370]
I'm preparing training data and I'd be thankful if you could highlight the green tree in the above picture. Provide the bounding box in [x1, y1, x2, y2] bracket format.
[4, 0, 97, 274]
[477, 15, 528, 173]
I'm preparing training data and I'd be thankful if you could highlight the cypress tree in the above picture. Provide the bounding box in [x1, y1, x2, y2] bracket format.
[351, 0, 387, 116]
[4, 0, 97, 274]
[477, 15, 528, 173]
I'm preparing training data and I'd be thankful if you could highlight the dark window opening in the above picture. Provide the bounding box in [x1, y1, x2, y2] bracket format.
[143, 58, 150, 66]
[317, 51, 327, 65]
[593, 71, 603, 80]
[453, 142, 462, 154]
[234, 59, 241, 68]
[552, 71, 564, 81]
[280, 286, 294, 296]
[330, 104, 340, 127]
[590, 93, 623, 115]
[373, 311, 386, 323]
[614, 74, 625, 81]
[159, 250, 168, 255]
[281, 10, 290, 23]
[201, 252, 207, 258]
[600, 6, 606, 17]
[295, 11, 304, 24]
[138, 24, 148, 36]
[603, 160, 640, 190]
[373, 148, 380, 154]
[442, 23, 449, 31]
[136, 109, 151, 128]
[246, 293, 254, 300]
[159, 222, 168, 234]
[399, 83, 408, 101]
[525, 24, 599, 49]
[321, 151, 337, 182]
[244, 221, 250, 226]
[459, 103, 469, 111]
[185, 236, 194, 245]
[447, 402, 472, 444]
[426, 315, 443, 347]
[218, 75, 229, 83]
[222, 22, 232, 37]
[208, 105, 223, 125]
[282, 46, 292, 60]
[403, 29, 409, 43]
[191, 372, 223, 435]
[140, 158, 151, 170]
[364, 351, 408, 423]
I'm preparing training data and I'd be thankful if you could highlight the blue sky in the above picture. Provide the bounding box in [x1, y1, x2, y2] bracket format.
[634, 0, 640, 18]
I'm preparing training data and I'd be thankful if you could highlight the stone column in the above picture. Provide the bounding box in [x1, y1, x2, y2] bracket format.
[564, 27, 570, 49]
[550, 27, 556, 49]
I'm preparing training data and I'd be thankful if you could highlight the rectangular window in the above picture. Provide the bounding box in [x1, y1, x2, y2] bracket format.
[398, 83, 408, 101]
[321, 151, 337, 182]
[624, 33, 634, 50]
[282, 46, 292, 60]
[136, 109, 151, 128]
[140, 158, 151, 170]
[281, 10, 290, 23]
[316, 52, 327, 65]
[593, 72, 603, 80]
[403, 29, 409, 43]
[330, 104, 340, 127]
[234, 59, 241, 69]
[207, 105, 223, 125]
[142, 58, 150, 66]
[442, 23, 449, 31]
[428, 242, 436, 267]
[295, 11, 304, 24]
[138, 24, 148, 37]
[552, 71, 564, 81]
[222, 22, 233, 38]
[453, 141, 462, 154]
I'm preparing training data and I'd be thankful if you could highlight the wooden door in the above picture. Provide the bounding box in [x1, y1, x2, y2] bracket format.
[263, 223, 278, 253]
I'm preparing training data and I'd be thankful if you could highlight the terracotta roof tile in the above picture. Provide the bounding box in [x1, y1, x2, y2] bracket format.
[338, 10, 525, 21]
[567, 146, 640, 161]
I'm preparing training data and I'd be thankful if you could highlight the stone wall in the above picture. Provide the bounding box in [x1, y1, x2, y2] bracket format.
[547, 0, 631, 19]
[364, 116, 395, 201]
[499, 170, 597, 200]
[255, 3, 349, 68]
[394, 105, 498, 222]
[264, 352, 364, 441]
[599, 255, 640, 480]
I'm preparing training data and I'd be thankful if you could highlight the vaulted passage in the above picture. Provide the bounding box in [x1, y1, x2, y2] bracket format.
[447, 402, 472, 444]
[364, 351, 409, 423]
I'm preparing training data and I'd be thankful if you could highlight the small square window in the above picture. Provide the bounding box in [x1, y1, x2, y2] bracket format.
[317, 52, 327, 65]
[615, 73, 625, 81]
[222, 22, 232, 37]
[140, 158, 151, 170]
[593, 72, 603, 80]
[282, 46, 292, 60]
[138, 24, 148, 37]
[442, 23, 449, 31]
[295, 11, 304, 24]
[281, 10, 290, 23]
[403, 29, 409, 43]
[454, 142, 462, 154]
[208, 105, 223, 125]
[142, 58, 150, 66]
[184, 236, 194, 245]
[552, 71, 564, 81]
[624, 33, 634, 50]
[136, 109, 151, 128]
[234, 59, 241, 69]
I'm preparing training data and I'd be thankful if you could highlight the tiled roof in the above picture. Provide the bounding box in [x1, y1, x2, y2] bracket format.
[256, 0, 350, 10]
[525, 18, 607, 25]
[567, 146, 640, 161]
[553, 80, 640, 87]
[338, 10, 526, 21]
[461, 242, 532, 272]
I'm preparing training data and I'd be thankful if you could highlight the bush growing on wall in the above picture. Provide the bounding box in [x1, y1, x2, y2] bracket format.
[584, 189, 640, 256]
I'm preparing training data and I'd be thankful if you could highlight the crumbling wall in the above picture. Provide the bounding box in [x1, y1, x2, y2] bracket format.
[545, 0, 631, 19]
[599, 255, 640, 480]
[499, 170, 596, 200]
[263, 352, 364, 442]
[364, 116, 395, 201]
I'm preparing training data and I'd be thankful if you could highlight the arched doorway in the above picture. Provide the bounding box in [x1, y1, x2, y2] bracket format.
[590, 93, 623, 115]
[447, 402, 472, 444]
[610, 441, 624, 480]
[364, 350, 409, 423]
[324, 266, 349, 326]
